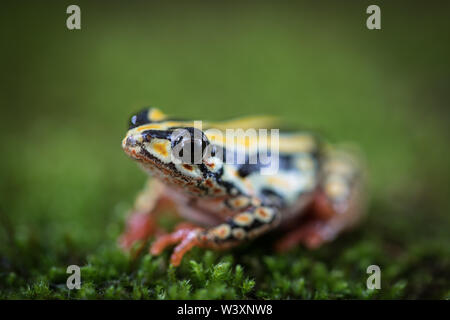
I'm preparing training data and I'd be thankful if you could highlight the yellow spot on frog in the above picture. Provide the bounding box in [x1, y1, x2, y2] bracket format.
[136, 124, 165, 132]
[149, 108, 166, 121]
[255, 207, 273, 222]
[325, 177, 348, 199]
[232, 228, 246, 240]
[267, 176, 290, 188]
[234, 212, 254, 226]
[229, 196, 250, 209]
[278, 134, 315, 153]
[152, 141, 169, 157]
[213, 224, 231, 239]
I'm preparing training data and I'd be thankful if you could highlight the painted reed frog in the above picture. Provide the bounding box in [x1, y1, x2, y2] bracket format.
[120, 108, 365, 266]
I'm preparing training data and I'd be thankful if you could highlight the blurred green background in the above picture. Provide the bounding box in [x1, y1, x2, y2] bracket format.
[0, 1, 449, 299]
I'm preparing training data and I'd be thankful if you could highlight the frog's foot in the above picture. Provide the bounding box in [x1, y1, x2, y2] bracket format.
[150, 223, 205, 266]
[275, 220, 334, 252]
[152, 204, 282, 266]
[276, 183, 364, 252]
[274, 190, 346, 252]
[119, 212, 158, 250]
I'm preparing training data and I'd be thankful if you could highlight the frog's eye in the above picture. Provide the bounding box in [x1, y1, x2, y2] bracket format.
[171, 127, 210, 164]
[129, 109, 150, 129]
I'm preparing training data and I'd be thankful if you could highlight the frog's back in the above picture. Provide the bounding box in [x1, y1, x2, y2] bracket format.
[215, 131, 323, 214]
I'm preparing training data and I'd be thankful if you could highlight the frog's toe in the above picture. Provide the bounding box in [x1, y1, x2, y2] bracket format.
[150, 227, 204, 266]
[274, 221, 327, 252]
[169, 229, 203, 266]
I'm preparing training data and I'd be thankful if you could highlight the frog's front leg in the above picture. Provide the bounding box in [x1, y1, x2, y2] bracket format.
[150, 198, 281, 266]
[119, 179, 175, 250]
[276, 149, 366, 251]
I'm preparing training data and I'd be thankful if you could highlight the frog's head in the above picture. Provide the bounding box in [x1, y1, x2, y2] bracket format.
[122, 108, 223, 191]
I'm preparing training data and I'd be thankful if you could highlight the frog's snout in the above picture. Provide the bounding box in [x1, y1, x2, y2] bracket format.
[122, 132, 146, 154]
[122, 135, 138, 149]
[122, 133, 148, 161]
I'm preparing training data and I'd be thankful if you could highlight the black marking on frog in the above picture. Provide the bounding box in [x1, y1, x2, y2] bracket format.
[260, 188, 285, 208]
[129, 109, 150, 129]
[129, 108, 188, 130]
[141, 129, 173, 141]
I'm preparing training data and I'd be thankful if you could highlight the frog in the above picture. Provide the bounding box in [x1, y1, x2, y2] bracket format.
[120, 107, 366, 266]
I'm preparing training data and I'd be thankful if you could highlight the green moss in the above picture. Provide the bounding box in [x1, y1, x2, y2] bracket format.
[1, 220, 449, 299]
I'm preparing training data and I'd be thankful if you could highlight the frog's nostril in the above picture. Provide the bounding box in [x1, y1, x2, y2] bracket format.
[124, 132, 150, 148]
[124, 136, 138, 148]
